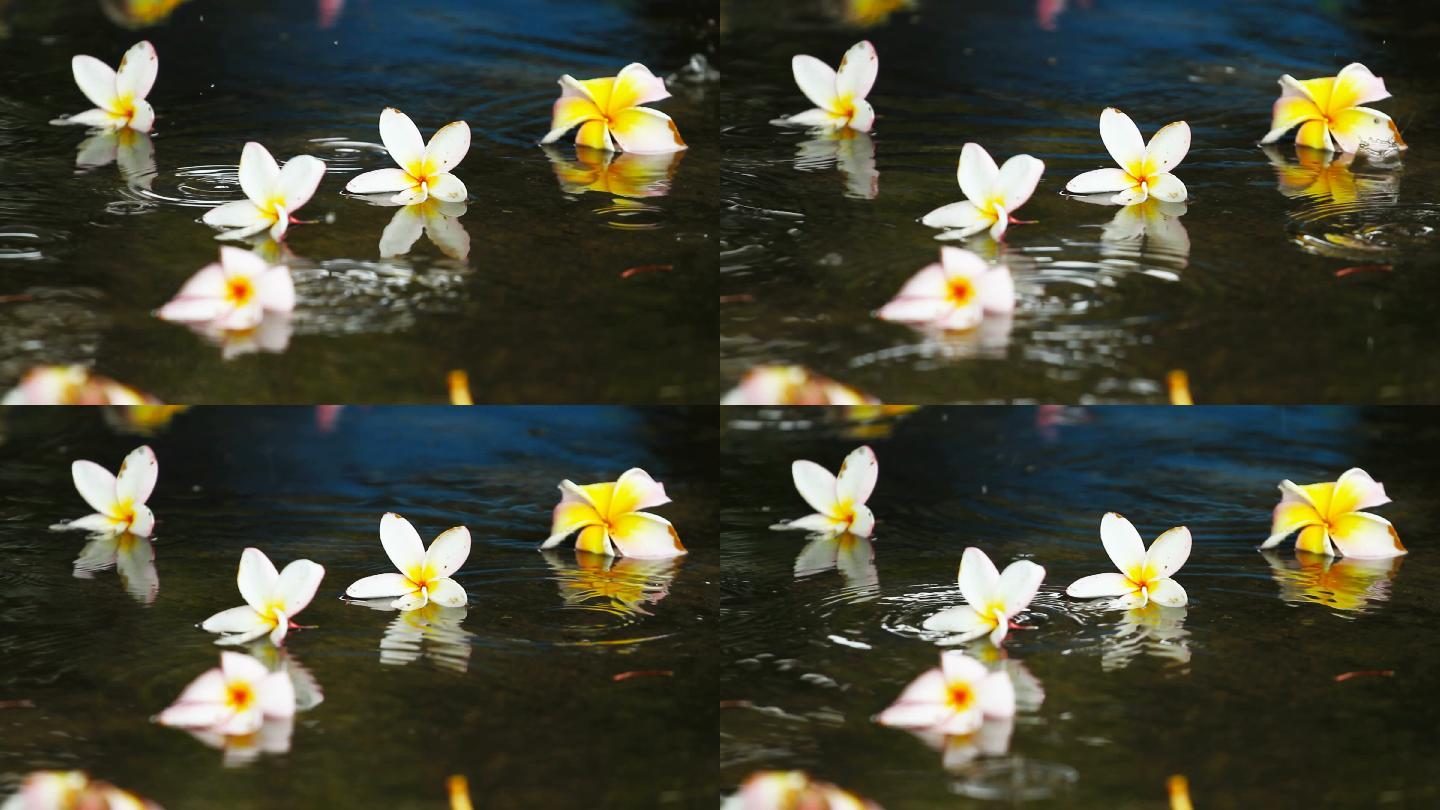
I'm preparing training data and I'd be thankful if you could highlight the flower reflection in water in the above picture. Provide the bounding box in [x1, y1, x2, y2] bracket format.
[73, 531, 157, 605]
[355, 599, 472, 673]
[1099, 602, 1191, 672]
[378, 199, 470, 261]
[793, 531, 878, 599]
[1263, 144, 1399, 205]
[793, 128, 877, 200]
[903, 650, 1043, 771]
[1074, 194, 1190, 268]
[76, 129, 155, 189]
[1262, 549, 1401, 614]
[542, 146, 683, 199]
[183, 311, 294, 360]
[543, 550, 677, 617]
[100, 0, 190, 29]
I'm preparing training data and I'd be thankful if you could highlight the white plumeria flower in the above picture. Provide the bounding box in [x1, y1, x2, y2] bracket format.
[923, 547, 1045, 645]
[202, 142, 326, 241]
[785, 40, 878, 132]
[156, 651, 296, 737]
[345, 108, 470, 205]
[778, 445, 878, 537]
[1065, 108, 1190, 206]
[1066, 512, 1190, 608]
[63, 445, 158, 537]
[345, 513, 471, 611]
[875, 651, 1016, 736]
[156, 246, 295, 331]
[202, 548, 326, 645]
[921, 143, 1044, 240]
[54, 40, 157, 133]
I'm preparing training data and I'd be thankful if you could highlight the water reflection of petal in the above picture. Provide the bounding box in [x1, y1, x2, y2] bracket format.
[174, 311, 293, 360]
[1075, 194, 1190, 268]
[1263, 144, 1398, 205]
[861, 312, 1013, 365]
[543, 146, 682, 199]
[100, 0, 190, 29]
[794, 129, 878, 200]
[102, 405, 188, 435]
[77, 130, 156, 190]
[379, 199, 470, 260]
[1099, 602, 1191, 671]
[358, 599, 472, 673]
[245, 646, 326, 711]
[794, 532, 879, 599]
[187, 715, 294, 768]
[73, 531, 157, 605]
[912, 716, 1015, 770]
[1262, 549, 1401, 614]
[543, 550, 677, 617]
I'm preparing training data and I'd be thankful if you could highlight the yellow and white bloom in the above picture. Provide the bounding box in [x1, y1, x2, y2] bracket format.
[722, 771, 879, 810]
[202, 548, 325, 645]
[778, 445, 878, 537]
[543, 468, 686, 558]
[784, 40, 878, 132]
[924, 548, 1045, 645]
[61, 445, 158, 537]
[2, 366, 156, 405]
[876, 651, 1016, 735]
[922, 143, 1045, 240]
[156, 246, 295, 331]
[1066, 512, 1190, 608]
[55, 41, 157, 133]
[345, 513, 471, 610]
[876, 246, 1014, 332]
[721, 365, 878, 406]
[541, 63, 686, 154]
[1263, 467, 1405, 558]
[1261, 63, 1405, 154]
[1066, 108, 1189, 205]
[202, 142, 326, 241]
[1, 770, 162, 810]
[345, 108, 470, 205]
[156, 651, 295, 737]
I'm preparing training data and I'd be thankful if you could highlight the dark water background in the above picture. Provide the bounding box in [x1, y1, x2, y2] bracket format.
[0, 405, 717, 808]
[721, 406, 1440, 807]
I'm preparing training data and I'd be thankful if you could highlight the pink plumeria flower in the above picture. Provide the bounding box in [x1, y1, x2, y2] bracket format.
[1261, 63, 1405, 154]
[922, 143, 1044, 240]
[1065, 108, 1190, 205]
[53, 41, 157, 133]
[202, 142, 326, 241]
[778, 446, 878, 538]
[876, 651, 1016, 736]
[1066, 513, 1190, 609]
[543, 468, 686, 558]
[923, 547, 1045, 646]
[783, 40, 878, 132]
[1, 771, 162, 810]
[344, 513, 471, 610]
[721, 771, 880, 810]
[875, 246, 1014, 332]
[202, 548, 325, 645]
[156, 651, 296, 738]
[1263, 468, 1405, 558]
[156, 246, 295, 332]
[541, 63, 687, 154]
[345, 108, 470, 205]
[60, 445, 158, 537]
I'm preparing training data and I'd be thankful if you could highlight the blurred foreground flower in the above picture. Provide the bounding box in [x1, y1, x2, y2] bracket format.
[3, 366, 158, 405]
[1066, 512, 1190, 608]
[542, 468, 686, 558]
[877, 651, 1014, 735]
[156, 651, 296, 763]
[59, 445, 157, 537]
[924, 547, 1044, 646]
[346, 513, 471, 610]
[722, 366, 878, 405]
[54, 41, 157, 133]
[0, 770, 162, 810]
[346, 108, 469, 205]
[157, 246, 295, 331]
[1261, 63, 1404, 154]
[203, 142, 325, 241]
[776, 445, 877, 538]
[782, 41, 878, 132]
[923, 143, 1043, 240]
[876, 246, 1013, 331]
[1263, 468, 1404, 558]
[722, 771, 881, 810]
[542, 63, 686, 153]
[203, 548, 325, 645]
[1066, 108, 1189, 205]
[101, 0, 189, 29]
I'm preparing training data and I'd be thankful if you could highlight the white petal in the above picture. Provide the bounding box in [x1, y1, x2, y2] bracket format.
[780, 513, 846, 534]
[957, 546, 999, 606]
[791, 54, 839, 112]
[921, 200, 986, 230]
[72, 55, 118, 112]
[268, 611, 289, 645]
[976, 266, 1015, 314]
[426, 172, 466, 203]
[994, 560, 1044, 615]
[380, 512, 426, 577]
[792, 459, 839, 516]
[1145, 526, 1191, 578]
[203, 605, 268, 634]
[346, 168, 415, 194]
[276, 155, 326, 211]
[128, 504, 155, 537]
[257, 671, 296, 719]
[379, 205, 425, 257]
[238, 142, 280, 204]
[1099, 107, 1146, 174]
[220, 651, 270, 684]
[392, 589, 428, 611]
[834, 446, 877, 507]
[128, 99, 155, 133]
[1100, 512, 1147, 574]
[1112, 184, 1148, 206]
[835, 40, 878, 102]
[346, 572, 415, 598]
[237, 547, 280, 610]
[957, 143, 999, 204]
[276, 559, 325, 616]
[1065, 167, 1134, 194]
[114, 445, 157, 506]
[72, 460, 118, 515]
[994, 154, 1044, 211]
[379, 107, 426, 172]
[424, 121, 471, 174]
[1147, 577, 1187, 607]
[115, 41, 158, 102]
[922, 605, 988, 636]
[847, 98, 875, 133]
[848, 504, 875, 538]
[424, 526, 471, 578]
[784, 108, 847, 128]
[974, 670, 1017, 718]
[256, 267, 296, 314]
[1143, 121, 1190, 175]
[1065, 572, 1134, 598]
[427, 577, 467, 607]
[1146, 172, 1186, 203]
[203, 199, 267, 228]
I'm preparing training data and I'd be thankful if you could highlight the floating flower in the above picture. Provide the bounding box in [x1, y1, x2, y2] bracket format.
[922, 143, 1044, 240]
[1065, 108, 1189, 205]
[378, 198, 470, 260]
[0, 770, 162, 810]
[876, 651, 1015, 735]
[541, 63, 686, 154]
[875, 246, 1014, 331]
[542, 145, 683, 198]
[202, 142, 326, 241]
[54, 41, 157, 133]
[777, 446, 878, 537]
[923, 547, 1044, 645]
[1262, 468, 1405, 558]
[157, 651, 295, 739]
[345, 513, 471, 610]
[721, 365, 879, 406]
[542, 469, 686, 558]
[156, 246, 295, 332]
[60, 445, 158, 537]
[74, 531, 158, 605]
[783, 41, 878, 132]
[2, 366, 158, 405]
[345, 108, 470, 205]
[721, 771, 880, 810]
[202, 548, 325, 645]
[1066, 512, 1190, 608]
[1261, 64, 1405, 154]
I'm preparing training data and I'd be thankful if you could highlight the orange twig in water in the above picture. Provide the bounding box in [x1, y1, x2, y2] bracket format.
[447, 775, 474, 810]
[1335, 264, 1392, 277]
[621, 264, 673, 278]
[1167, 370, 1193, 405]
[1167, 775, 1193, 810]
[1335, 669, 1394, 682]
[613, 670, 674, 681]
[0, 700, 35, 709]
[448, 371, 473, 405]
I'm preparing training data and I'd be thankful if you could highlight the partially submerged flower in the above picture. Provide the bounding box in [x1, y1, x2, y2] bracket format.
[1065, 108, 1189, 205]
[542, 468, 686, 558]
[923, 547, 1045, 645]
[345, 108, 470, 205]
[922, 143, 1044, 240]
[1261, 63, 1405, 154]
[54, 41, 157, 132]
[202, 548, 325, 645]
[541, 63, 686, 153]
[1066, 513, 1190, 608]
[876, 246, 1014, 331]
[61, 445, 158, 537]
[156, 246, 295, 331]
[721, 771, 880, 810]
[157, 651, 296, 738]
[2, 366, 157, 405]
[721, 365, 878, 406]
[1263, 468, 1405, 558]
[783, 40, 878, 132]
[345, 513, 471, 610]
[876, 651, 1015, 735]
[778, 446, 878, 537]
[0, 771, 162, 810]
[202, 142, 326, 241]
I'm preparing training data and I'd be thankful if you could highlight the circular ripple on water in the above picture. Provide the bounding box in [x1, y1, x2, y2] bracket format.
[0, 228, 70, 262]
[1288, 201, 1440, 260]
[118, 164, 244, 208]
[307, 137, 389, 173]
[879, 585, 1107, 646]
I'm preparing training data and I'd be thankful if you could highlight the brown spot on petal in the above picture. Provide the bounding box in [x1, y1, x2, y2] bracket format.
[668, 525, 686, 551]
[1389, 525, 1405, 551]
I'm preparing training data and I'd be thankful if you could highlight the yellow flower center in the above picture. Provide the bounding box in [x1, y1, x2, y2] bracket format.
[225, 276, 256, 307]
[226, 683, 255, 712]
[947, 683, 975, 712]
[112, 499, 136, 526]
[114, 94, 135, 120]
[948, 277, 975, 307]
[833, 499, 855, 527]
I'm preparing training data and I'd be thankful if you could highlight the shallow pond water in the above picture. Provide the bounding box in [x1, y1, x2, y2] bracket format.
[0, 405, 717, 808]
[720, 0, 1440, 403]
[721, 406, 1440, 807]
[0, 0, 717, 403]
